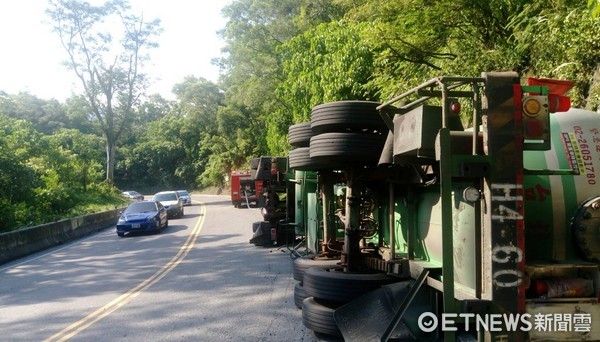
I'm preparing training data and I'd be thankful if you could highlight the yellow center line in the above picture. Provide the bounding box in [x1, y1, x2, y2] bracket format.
[44, 202, 207, 342]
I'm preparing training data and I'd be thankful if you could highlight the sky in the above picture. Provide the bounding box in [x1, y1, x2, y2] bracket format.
[0, 0, 231, 101]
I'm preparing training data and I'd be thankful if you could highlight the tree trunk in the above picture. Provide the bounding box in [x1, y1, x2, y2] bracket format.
[106, 140, 116, 182]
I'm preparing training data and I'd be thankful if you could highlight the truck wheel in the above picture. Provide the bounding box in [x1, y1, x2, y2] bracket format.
[303, 266, 396, 303]
[302, 297, 342, 337]
[310, 100, 387, 134]
[294, 282, 309, 309]
[288, 147, 334, 171]
[288, 122, 316, 147]
[293, 255, 341, 283]
[309, 132, 386, 166]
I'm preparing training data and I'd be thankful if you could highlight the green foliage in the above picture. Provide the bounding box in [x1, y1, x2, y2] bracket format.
[508, 1, 600, 109]
[196, 104, 269, 186]
[219, 0, 346, 156]
[590, 0, 600, 17]
[116, 77, 227, 190]
[333, 0, 520, 100]
[277, 20, 379, 124]
[46, 129, 105, 190]
[62, 95, 98, 134]
[330, 0, 599, 113]
[0, 92, 67, 134]
[0, 117, 43, 232]
[0, 114, 125, 233]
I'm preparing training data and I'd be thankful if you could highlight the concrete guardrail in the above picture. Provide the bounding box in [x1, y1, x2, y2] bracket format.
[0, 208, 121, 265]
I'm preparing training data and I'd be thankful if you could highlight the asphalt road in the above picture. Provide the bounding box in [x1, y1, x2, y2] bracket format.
[0, 194, 325, 341]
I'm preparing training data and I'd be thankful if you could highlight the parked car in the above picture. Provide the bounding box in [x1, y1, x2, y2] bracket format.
[121, 190, 144, 201]
[176, 190, 192, 206]
[116, 201, 168, 237]
[152, 191, 184, 218]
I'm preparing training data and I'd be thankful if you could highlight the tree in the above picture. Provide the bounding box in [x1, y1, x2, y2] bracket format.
[277, 21, 378, 121]
[46, 0, 162, 181]
[508, 1, 600, 110]
[46, 129, 105, 191]
[331, 0, 599, 112]
[0, 92, 67, 134]
[0, 115, 44, 231]
[218, 0, 347, 155]
[116, 77, 225, 190]
[63, 94, 98, 134]
[197, 104, 267, 188]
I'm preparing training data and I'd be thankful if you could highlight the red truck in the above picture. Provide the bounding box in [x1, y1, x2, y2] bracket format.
[230, 172, 263, 208]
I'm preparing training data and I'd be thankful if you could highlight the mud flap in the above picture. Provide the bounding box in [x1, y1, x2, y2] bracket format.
[249, 221, 273, 246]
[334, 269, 429, 341]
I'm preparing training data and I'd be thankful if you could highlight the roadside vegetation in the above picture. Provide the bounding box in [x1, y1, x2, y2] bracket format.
[0, 114, 128, 232]
[0, 0, 598, 232]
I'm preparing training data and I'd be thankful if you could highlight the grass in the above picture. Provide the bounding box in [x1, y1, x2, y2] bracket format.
[63, 189, 129, 219]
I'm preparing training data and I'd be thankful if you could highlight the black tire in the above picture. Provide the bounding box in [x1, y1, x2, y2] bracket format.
[288, 147, 311, 170]
[302, 297, 342, 337]
[294, 282, 309, 309]
[289, 122, 316, 148]
[288, 147, 335, 171]
[303, 266, 396, 303]
[310, 101, 386, 134]
[293, 255, 341, 282]
[117, 232, 125, 237]
[309, 132, 386, 166]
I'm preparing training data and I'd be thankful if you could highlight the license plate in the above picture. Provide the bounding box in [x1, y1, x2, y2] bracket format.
[132, 224, 140, 228]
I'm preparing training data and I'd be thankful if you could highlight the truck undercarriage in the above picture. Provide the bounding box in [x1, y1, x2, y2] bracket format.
[250, 71, 600, 341]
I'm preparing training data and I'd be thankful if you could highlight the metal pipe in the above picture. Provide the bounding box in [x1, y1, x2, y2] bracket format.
[472, 82, 481, 155]
[377, 78, 439, 110]
[439, 80, 449, 128]
[389, 182, 395, 261]
[320, 173, 335, 255]
[343, 169, 361, 271]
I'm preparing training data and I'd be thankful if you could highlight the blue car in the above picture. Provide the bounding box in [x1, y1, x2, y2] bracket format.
[116, 201, 168, 237]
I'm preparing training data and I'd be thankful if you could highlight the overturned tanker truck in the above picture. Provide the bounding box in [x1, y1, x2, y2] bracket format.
[282, 71, 600, 341]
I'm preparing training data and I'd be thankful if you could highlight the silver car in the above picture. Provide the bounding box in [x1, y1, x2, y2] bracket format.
[121, 190, 144, 201]
[176, 190, 192, 206]
[152, 191, 184, 218]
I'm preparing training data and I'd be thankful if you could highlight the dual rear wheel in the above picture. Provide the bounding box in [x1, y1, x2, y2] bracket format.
[293, 257, 396, 337]
[288, 101, 388, 171]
